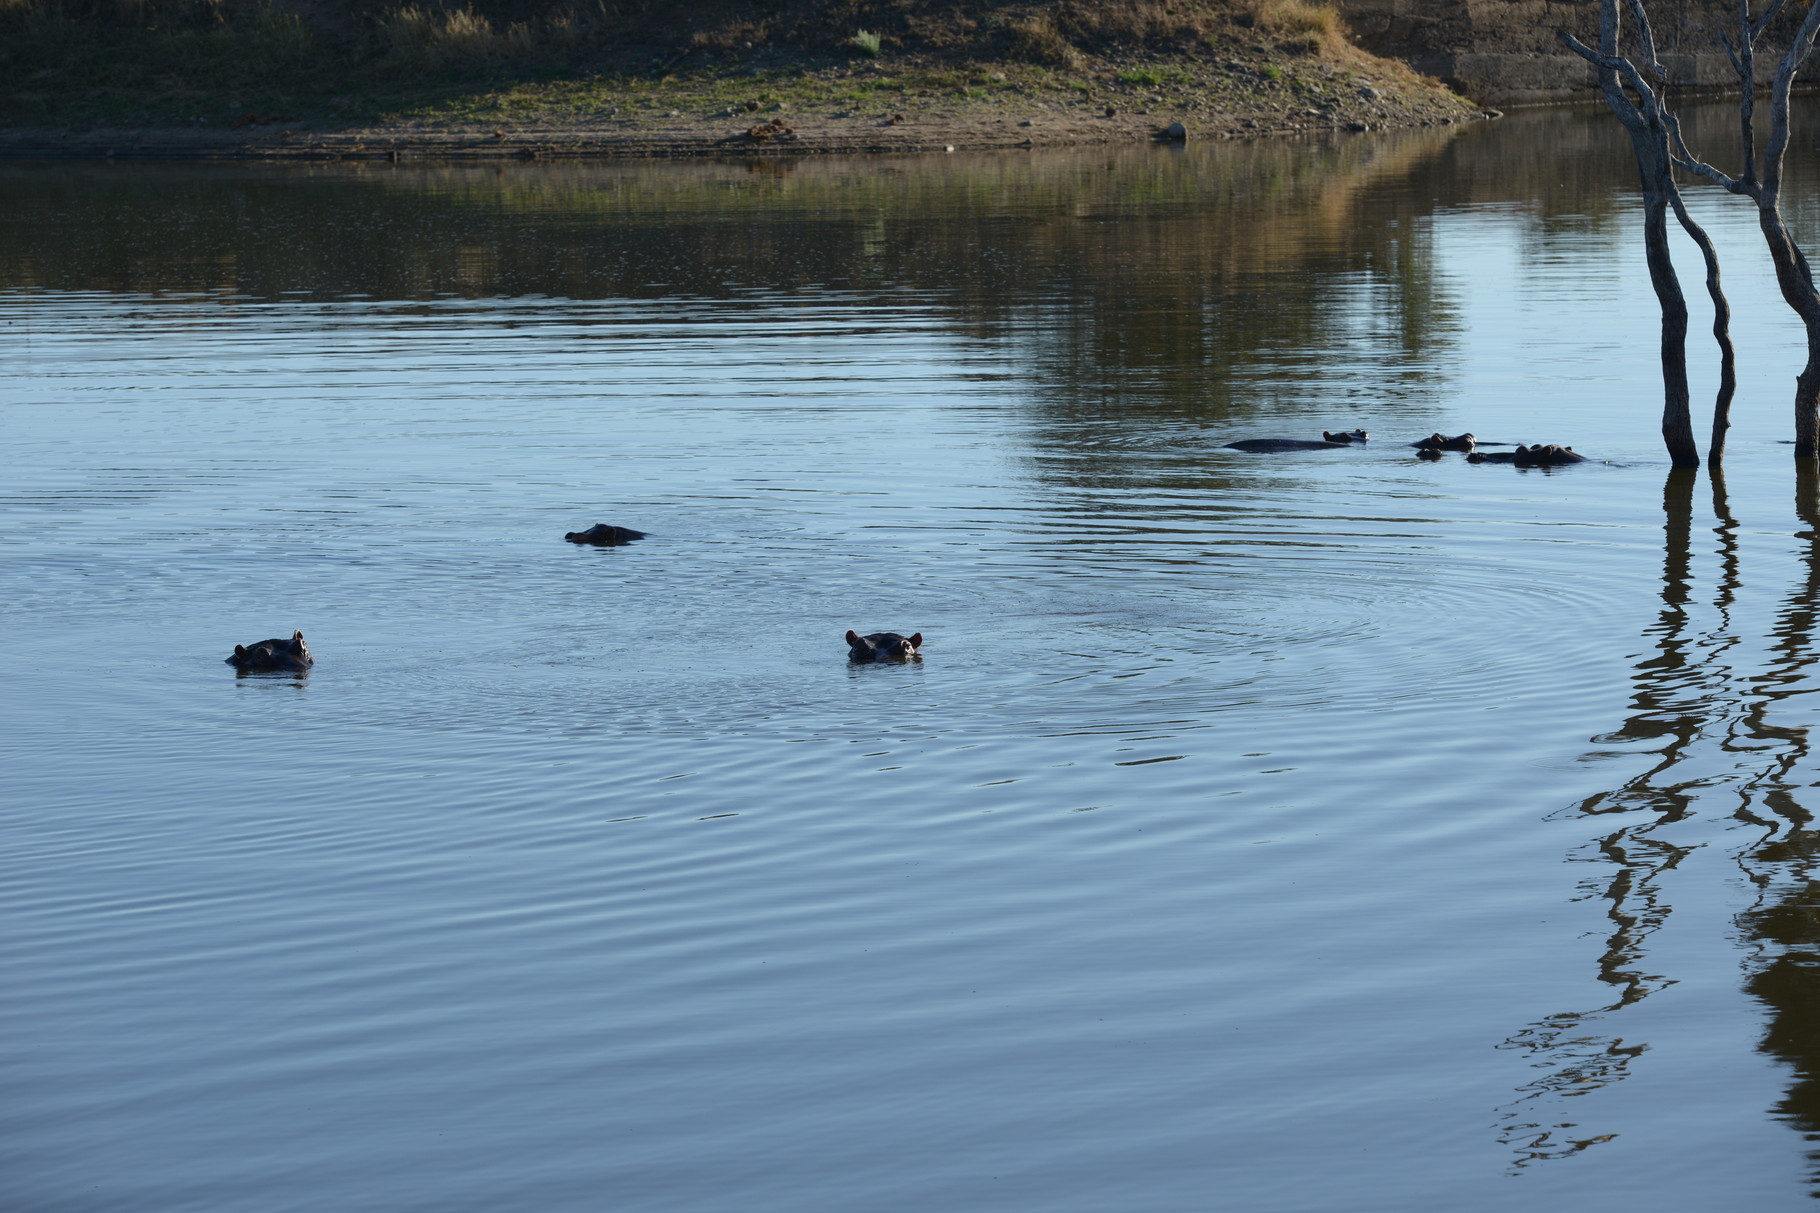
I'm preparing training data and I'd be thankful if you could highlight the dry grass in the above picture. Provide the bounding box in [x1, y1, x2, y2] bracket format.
[1004, 15, 1083, 67]
[1248, 0, 1347, 57]
[1051, 1, 1222, 46]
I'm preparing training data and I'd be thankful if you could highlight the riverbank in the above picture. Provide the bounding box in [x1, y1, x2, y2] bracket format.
[0, 64, 1486, 160]
[1, 2, 1486, 160]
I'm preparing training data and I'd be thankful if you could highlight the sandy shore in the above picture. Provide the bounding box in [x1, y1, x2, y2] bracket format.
[0, 84, 1494, 160]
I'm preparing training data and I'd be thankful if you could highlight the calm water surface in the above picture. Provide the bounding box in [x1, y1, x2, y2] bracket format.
[8, 107, 1820, 1210]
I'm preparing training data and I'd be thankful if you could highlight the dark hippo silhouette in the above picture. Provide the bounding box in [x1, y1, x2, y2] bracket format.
[1412, 432, 1476, 451]
[564, 524, 647, 545]
[227, 630, 313, 672]
[1467, 444, 1587, 466]
[1225, 429, 1367, 453]
[846, 630, 923, 661]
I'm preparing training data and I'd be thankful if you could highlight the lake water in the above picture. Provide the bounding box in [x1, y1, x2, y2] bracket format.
[8, 105, 1820, 1210]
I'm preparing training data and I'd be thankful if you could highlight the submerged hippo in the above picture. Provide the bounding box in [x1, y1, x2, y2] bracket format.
[1225, 429, 1368, 453]
[846, 630, 923, 661]
[1467, 444, 1587, 466]
[227, 630, 313, 672]
[1412, 432, 1476, 452]
[564, 524, 647, 545]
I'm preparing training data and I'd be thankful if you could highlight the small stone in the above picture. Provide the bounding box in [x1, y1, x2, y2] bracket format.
[1162, 121, 1188, 140]
[1359, 85, 1380, 100]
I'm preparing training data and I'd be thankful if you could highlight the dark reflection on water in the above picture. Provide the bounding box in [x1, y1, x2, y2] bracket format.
[16, 106, 1820, 1211]
[1496, 470, 1708, 1167]
[1741, 465, 1820, 1192]
[1494, 454, 1820, 1178]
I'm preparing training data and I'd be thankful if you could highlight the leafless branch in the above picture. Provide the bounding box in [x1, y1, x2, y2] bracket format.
[1751, 0, 1790, 41]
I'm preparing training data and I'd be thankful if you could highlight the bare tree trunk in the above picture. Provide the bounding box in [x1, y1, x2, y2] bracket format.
[1561, 1, 1712, 467]
[1659, 0, 1820, 458]
[1664, 191, 1736, 466]
[1757, 214, 1820, 457]
[1641, 187, 1700, 465]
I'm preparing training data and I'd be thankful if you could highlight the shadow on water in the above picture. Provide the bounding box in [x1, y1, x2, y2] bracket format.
[1495, 462, 1820, 1174]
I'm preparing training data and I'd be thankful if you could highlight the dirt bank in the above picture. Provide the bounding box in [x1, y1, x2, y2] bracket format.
[1, 2, 1488, 160]
[1, 103, 1490, 161]
[0, 61, 1488, 161]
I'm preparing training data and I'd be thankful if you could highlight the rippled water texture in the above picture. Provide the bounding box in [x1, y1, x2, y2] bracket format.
[10, 107, 1820, 1210]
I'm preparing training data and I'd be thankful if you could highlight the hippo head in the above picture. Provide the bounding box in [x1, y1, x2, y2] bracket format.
[845, 630, 923, 661]
[228, 630, 313, 672]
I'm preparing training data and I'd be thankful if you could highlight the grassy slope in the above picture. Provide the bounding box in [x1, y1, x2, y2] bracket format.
[0, 0, 1481, 147]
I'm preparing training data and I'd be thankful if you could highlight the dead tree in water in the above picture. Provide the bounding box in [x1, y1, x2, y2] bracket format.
[1659, 0, 1820, 459]
[1576, 0, 1820, 458]
[1560, 0, 1736, 467]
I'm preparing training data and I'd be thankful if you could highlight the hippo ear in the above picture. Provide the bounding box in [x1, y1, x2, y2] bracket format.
[908, 633, 922, 648]
[845, 630, 862, 646]
[234, 645, 248, 657]
[291, 631, 305, 643]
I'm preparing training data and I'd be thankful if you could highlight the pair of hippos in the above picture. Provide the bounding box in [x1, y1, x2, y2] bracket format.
[561, 525, 921, 660]
[227, 527, 924, 671]
[1224, 430, 1588, 465]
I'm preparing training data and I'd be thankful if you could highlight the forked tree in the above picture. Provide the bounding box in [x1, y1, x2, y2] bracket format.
[1560, 0, 1736, 467]
[1570, 0, 1820, 460]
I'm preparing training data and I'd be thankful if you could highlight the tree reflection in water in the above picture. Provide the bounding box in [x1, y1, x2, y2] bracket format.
[1498, 463, 1820, 1174]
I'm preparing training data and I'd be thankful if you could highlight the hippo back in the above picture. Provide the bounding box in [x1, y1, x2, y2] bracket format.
[1224, 438, 1349, 453]
[565, 524, 647, 545]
